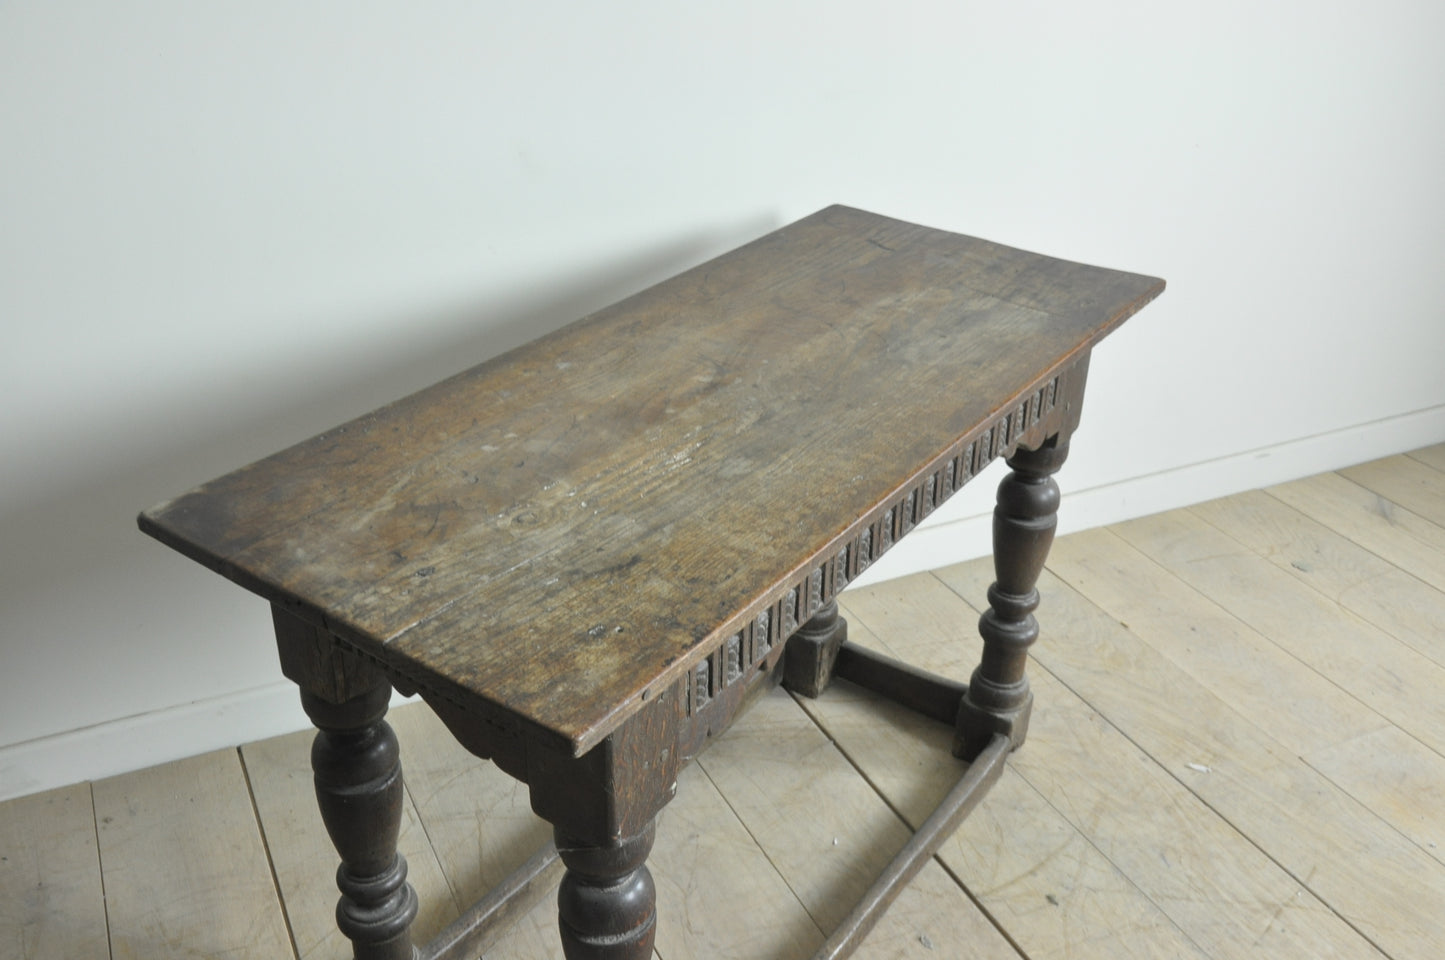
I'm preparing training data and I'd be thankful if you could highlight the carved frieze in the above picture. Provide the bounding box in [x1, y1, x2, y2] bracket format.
[681, 368, 1069, 718]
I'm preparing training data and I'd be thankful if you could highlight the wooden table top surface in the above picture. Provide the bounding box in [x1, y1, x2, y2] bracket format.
[140, 206, 1163, 755]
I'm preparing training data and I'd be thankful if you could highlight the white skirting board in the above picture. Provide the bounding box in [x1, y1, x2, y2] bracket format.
[0, 683, 419, 804]
[854, 402, 1445, 588]
[3, 403, 1442, 803]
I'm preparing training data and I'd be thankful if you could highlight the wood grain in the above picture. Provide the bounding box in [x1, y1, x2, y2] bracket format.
[984, 563, 1445, 959]
[802, 686, 1208, 960]
[1304, 725, 1445, 868]
[697, 685, 1017, 958]
[1268, 471, 1445, 594]
[0, 783, 108, 960]
[1406, 442, 1445, 473]
[1340, 454, 1445, 527]
[92, 749, 295, 960]
[1043, 527, 1388, 756]
[652, 763, 824, 960]
[846, 569, 1378, 960]
[1189, 489, 1445, 668]
[1112, 507, 1445, 754]
[139, 205, 1163, 755]
[799, 609, 1210, 960]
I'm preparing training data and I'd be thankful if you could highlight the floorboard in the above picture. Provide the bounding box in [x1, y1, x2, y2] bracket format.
[805, 607, 1211, 960]
[971, 565, 1445, 959]
[699, 685, 1020, 959]
[4, 449, 1443, 959]
[1043, 528, 1388, 757]
[1189, 490, 1445, 668]
[1406, 442, 1445, 473]
[1269, 471, 1445, 594]
[842, 572, 1378, 960]
[651, 760, 826, 960]
[1111, 509, 1445, 756]
[1341, 455, 1445, 528]
[1302, 725, 1445, 869]
[0, 782, 108, 960]
[91, 748, 294, 960]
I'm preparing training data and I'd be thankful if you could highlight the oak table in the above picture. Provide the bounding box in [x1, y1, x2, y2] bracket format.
[140, 207, 1164, 959]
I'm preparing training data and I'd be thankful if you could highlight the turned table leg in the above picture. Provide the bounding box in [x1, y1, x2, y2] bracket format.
[302, 684, 419, 960]
[783, 599, 849, 698]
[555, 821, 657, 960]
[955, 438, 1068, 760]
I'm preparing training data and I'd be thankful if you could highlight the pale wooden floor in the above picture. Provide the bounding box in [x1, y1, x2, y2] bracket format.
[5, 447, 1445, 960]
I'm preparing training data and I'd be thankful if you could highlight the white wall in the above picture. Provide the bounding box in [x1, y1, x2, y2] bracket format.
[3, 1, 1442, 800]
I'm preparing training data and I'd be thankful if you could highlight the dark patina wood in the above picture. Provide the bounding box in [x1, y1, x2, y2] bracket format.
[295, 677, 417, 957]
[782, 600, 849, 699]
[957, 439, 1071, 760]
[830, 642, 968, 727]
[555, 822, 658, 959]
[275, 606, 419, 959]
[139, 205, 1163, 958]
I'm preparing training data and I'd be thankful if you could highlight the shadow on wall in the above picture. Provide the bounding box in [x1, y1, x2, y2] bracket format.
[0, 212, 779, 752]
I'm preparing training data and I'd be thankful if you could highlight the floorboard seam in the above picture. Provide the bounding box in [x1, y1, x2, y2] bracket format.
[1107, 512, 1445, 759]
[690, 750, 828, 945]
[1296, 750, 1445, 871]
[1185, 495, 1445, 671]
[927, 568, 1391, 960]
[1088, 526, 1398, 747]
[88, 781, 116, 960]
[1019, 629, 1398, 960]
[787, 684, 1029, 960]
[237, 746, 302, 960]
[1403, 450, 1445, 476]
[1273, 474, 1445, 590]
[397, 775, 468, 917]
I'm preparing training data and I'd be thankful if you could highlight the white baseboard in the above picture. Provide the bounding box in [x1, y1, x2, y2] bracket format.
[0, 682, 417, 802]
[0, 682, 308, 801]
[4, 403, 1441, 802]
[852, 402, 1445, 587]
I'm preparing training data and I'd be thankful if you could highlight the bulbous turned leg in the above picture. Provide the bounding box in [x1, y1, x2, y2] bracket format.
[956, 439, 1068, 760]
[555, 822, 657, 960]
[303, 684, 419, 960]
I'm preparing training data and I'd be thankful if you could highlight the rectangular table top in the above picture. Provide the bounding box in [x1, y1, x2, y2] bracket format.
[140, 206, 1163, 755]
